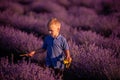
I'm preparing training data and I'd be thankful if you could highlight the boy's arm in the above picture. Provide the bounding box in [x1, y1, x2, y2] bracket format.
[25, 48, 46, 57]
[21, 36, 47, 57]
[64, 50, 72, 62]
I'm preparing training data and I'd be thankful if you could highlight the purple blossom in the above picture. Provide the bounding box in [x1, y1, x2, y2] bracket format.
[0, 26, 42, 54]
[0, 57, 56, 80]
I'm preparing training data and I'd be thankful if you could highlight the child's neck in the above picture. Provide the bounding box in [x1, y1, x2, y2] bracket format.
[53, 33, 59, 38]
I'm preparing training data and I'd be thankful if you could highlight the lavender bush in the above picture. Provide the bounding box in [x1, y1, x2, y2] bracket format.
[92, 15, 119, 37]
[0, 1, 24, 15]
[112, 26, 120, 39]
[68, 40, 120, 80]
[0, 57, 56, 80]
[68, 6, 98, 29]
[72, 30, 105, 46]
[0, 26, 42, 56]
[102, 37, 120, 58]
[0, 12, 48, 35]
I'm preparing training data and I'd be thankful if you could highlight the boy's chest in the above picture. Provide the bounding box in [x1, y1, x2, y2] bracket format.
[47, 38, 63, 48]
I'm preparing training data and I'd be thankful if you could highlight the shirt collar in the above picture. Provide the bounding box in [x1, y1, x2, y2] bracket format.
[56, 34, 61, 39]
[49, 34, 61, 39]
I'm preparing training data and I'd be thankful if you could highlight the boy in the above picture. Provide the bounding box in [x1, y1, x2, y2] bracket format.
[27, 18, 72, 79]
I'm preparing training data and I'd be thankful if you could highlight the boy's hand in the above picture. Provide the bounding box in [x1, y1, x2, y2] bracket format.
[20, 51, 35, 57]
[66, 56, 72, 63]
[27, 51, 35, 57]
[64, 56, 72, 68]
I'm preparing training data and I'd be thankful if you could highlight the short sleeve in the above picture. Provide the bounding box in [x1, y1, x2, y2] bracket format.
[62, 38, 69, 50]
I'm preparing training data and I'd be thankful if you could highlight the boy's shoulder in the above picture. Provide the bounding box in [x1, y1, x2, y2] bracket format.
[57, 35, 67, 42]
[43, 35, 51, 41]
[59, 35, 66, 40]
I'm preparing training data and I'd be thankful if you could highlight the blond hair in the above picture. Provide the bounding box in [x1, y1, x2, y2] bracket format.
[47, 18, 61, 28]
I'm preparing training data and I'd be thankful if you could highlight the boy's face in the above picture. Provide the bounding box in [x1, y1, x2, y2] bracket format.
[48, 24, 60, 38]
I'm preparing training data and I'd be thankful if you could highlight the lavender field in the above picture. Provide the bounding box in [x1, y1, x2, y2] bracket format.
[0, 0, 120, 80]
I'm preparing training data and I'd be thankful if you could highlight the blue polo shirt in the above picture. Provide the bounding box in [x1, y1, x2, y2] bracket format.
[42, 34, 69, 69]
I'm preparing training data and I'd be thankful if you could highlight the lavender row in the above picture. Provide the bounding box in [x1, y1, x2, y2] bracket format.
[0, 0, 120, 38]
[0, 57, 56, 80]
[0, 26, 42, 55]
[72, 30, 120, 58]
[68, 40, 120, 80]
